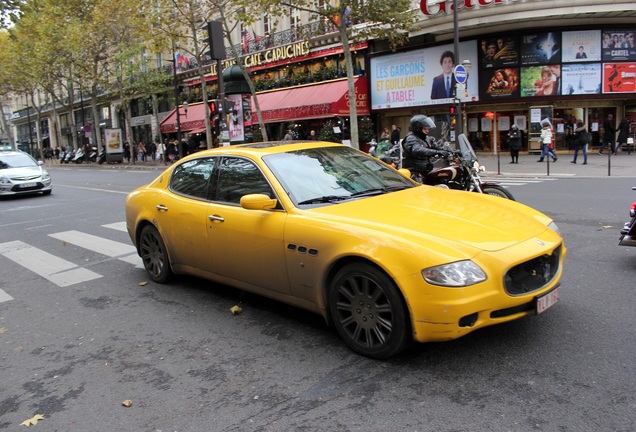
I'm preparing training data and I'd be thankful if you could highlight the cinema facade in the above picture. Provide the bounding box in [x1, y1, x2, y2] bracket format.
[369, 0, 636, 153]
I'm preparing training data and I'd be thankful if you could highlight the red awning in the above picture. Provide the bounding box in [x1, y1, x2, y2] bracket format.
[159, 102, 212, 134]
[253, 77, 369, 124]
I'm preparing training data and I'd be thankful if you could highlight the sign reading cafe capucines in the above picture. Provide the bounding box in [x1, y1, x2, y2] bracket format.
[211, 40, 311, 75]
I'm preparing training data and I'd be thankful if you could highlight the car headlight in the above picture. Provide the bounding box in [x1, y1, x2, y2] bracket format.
[42, 171, 50, 181]
[548, 221, 561, 237]
[422, 260, 487, 287]
[0, 175, 10, 184]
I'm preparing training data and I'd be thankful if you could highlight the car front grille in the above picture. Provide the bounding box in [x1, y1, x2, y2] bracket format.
[10, 182, 44, 192]
[504, 246, 561, 295]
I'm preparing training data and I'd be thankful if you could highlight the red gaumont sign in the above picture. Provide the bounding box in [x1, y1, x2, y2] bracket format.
[420, 0, 520, 16]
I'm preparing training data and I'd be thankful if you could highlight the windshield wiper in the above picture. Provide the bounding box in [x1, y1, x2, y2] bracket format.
[349, 186, 409, 197]
[297, 195, 351, 205]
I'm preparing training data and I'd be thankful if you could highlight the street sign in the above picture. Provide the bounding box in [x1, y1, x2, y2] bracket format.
[454, 65, 467, 84]
[455, 83, 466, 100]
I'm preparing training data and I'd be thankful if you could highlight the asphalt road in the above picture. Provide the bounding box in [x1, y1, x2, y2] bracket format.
[0, 167, 634, 432]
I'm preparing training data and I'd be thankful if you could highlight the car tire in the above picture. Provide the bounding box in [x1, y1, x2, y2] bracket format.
[329, 263, 410, 359]
[139, 225, 172, 283]
[42, 190, 52, 195]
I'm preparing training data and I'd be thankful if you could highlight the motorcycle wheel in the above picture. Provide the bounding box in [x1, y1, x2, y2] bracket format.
[481, 184, 515, 200]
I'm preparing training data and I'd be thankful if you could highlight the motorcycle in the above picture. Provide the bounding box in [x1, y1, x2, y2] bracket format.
[97, 147, 107, 165]
[618, 187, 636, 247]
[88, 146, 98, 163]
[61, 148, 74, 164]
[72, 147, 85, 164]
[381, 133, 515, 200]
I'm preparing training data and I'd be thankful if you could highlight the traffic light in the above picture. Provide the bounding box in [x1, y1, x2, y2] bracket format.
[449, 106, 455, 116]
[209, 100, 217, 113]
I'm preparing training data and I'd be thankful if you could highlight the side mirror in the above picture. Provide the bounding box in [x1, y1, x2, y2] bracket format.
[240, 194, 277, 210]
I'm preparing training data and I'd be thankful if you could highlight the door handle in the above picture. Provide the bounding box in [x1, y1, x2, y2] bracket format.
[208, 215, 224, 222]
[156, 205, 168, 211]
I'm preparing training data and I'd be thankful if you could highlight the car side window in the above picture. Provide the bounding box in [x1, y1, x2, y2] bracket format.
[215, 157, 274, 204]
[169, 157, 216, 199]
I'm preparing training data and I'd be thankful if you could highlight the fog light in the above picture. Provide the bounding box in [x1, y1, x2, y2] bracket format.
[459, 312, 478, 327]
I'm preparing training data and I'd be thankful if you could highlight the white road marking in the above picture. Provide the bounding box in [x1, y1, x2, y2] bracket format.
[0, 240, 102, 287]
[0, 289, 14, 303]
[49, 230, 143, 268]
[102, 221, 128, 232]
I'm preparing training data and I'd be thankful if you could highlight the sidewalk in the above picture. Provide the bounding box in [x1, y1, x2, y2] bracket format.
[45, 150, 636, 178]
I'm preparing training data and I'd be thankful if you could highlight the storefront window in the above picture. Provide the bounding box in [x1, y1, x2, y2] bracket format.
[553, 108, 583, 150]
[588, 107, 616, 148]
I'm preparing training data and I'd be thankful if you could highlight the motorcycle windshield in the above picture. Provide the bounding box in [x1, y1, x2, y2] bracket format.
[458, 134, 478, 162]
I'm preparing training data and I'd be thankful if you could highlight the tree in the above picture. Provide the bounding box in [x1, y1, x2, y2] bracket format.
[247, 0, 416, 149]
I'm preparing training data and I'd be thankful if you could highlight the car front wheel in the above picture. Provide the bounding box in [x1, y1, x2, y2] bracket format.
[329, 263, 410, 359]
[139, 225, 172, 283]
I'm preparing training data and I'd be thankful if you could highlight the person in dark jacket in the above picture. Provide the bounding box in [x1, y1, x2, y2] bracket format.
[507, 124, 523, 164]
[390, 124, 400, 145]
[571, 119, 588, 165]
[402, 115, 450, 175]
[599, 114, 615, 155]
[616, 117, 630, 154]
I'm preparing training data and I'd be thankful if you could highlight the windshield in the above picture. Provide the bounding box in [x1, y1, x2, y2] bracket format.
[0, 153, 38, 169]
[457, 134, 478, 162]
[264, 146, 415, 207]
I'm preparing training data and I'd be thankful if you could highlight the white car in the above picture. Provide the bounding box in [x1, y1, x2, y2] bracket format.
[0, 150, 52, 196]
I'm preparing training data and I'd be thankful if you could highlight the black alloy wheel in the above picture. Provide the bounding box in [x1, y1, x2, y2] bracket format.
[139, 225, 172, 283]
[329, 263, 410, 359]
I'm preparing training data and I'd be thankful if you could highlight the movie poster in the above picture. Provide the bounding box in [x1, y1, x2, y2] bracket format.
[520, 32, 561, 65]
[561, 63, 602, 95]
[602, 30, 636, 61]
[228, 94, 244, 143]
[478, 35, 519, 69]
[602, 62, 636, 93]
[370, 40, 479, 109]
[562, 30, 601, 63]
[479, 68, 520, 100]
[520, 65, 561, 97]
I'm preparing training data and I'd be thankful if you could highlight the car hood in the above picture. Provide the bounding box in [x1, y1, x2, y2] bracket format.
[1, 166, 42, 179]
[307, 186, 551, 253]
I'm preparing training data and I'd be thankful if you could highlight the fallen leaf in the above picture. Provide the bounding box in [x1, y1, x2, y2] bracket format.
[601, 225, 612, 229]
[62, 241, 67, 246]
[138, 281, 148, 286]
[230, 305, 243, 315]
[20, 414, 44, 426]
[0, 327, 7, 334]
[121, 399, 133, 407]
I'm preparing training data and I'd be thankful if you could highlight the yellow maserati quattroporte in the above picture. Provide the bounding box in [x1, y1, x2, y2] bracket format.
[126, 141, 565, 359]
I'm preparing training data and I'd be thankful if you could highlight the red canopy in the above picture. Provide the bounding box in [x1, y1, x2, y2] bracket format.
[159, 102, 212, 134]
[253, 77, 369, 123]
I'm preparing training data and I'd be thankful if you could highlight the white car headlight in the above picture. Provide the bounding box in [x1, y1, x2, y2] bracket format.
[422, 260, 487, 287]
[548, 221, 561, 237]
[0, 175, 10, 184]
[42, 171, 50, 181]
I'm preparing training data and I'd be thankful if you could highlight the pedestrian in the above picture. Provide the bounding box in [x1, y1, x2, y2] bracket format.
[54, 146, 60, 162]
[137, 142, 145, 162]
[380, 127, 390, 141]
[616, 117, 630, 154]
[598, 113, 616, 155]
[123, 140, 131, 163]
[307, 130, 318, 140]
[390, 124, 400, 145]
[571, 119, 589, 165]
[537, 121, 557, 162]
[156, 140, 166, 165]
[283, 129, 293, 141]
[507, 124, 522, 164]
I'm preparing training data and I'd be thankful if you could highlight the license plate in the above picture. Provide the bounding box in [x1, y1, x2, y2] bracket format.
[19, 182, 36, 188]
[535, 286, 560, 315]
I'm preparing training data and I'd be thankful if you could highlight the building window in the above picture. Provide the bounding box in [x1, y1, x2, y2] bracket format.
[263, 14, 271, 35]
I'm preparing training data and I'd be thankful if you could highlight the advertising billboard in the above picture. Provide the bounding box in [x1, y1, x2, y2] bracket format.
[562, 30, 601, 63]
[561, 63, 602, 95]
[602, 62, 636, 93]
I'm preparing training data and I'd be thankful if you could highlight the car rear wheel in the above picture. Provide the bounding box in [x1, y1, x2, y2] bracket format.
[329, 263, 410, 359]
[139, 225, 172, 283]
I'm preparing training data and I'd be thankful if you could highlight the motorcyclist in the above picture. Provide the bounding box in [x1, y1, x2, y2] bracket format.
[402, 115, 451, 175]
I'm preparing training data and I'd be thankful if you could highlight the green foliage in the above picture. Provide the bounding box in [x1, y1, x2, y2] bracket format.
[358, 116, 375, 144]
[318, 120, 342, 143]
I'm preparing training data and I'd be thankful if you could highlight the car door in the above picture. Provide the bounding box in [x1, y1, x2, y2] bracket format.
[158, 157, 217, 270]
[205, 156, 290, 295]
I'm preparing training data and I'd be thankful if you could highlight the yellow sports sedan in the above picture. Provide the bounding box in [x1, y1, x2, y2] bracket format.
[126, 141, 565, 359]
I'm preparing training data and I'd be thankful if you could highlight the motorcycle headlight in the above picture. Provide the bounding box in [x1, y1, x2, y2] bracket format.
[422, 260, 487, 287]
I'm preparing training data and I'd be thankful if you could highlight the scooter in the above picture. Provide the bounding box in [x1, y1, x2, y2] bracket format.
[97, 147, 107, 165]
[72, 147, 85, 164]
[61, 148, 74, 164]
[89, 146, 98, 163]
[618, 187, 636, 247]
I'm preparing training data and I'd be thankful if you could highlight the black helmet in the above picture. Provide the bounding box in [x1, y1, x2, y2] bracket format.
[410, 115, 435, 140]
[410, 115, 436, 132]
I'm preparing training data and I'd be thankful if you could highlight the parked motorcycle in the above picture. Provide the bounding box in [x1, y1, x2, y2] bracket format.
[61, 148, 74, 164]
[72, 147, 85, 164]
[89, 146, 98, 163]
[618, 187, 636, 247]
[381, 133, 515, 200]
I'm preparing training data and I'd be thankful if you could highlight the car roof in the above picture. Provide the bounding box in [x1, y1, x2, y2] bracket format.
[184, 141, 344, 160]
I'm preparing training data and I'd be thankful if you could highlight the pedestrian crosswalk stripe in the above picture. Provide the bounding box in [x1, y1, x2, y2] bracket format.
[0, 288, 14, 304]
[49, 230, 143, 268]
[0, 240, 102, 287]
[102, 222, 127, 232]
